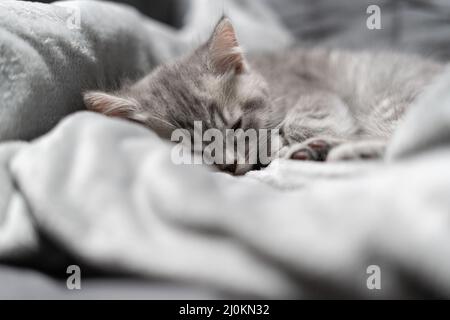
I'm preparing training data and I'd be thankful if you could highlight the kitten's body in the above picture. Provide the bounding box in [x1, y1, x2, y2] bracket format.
[84, 17, 444, 173]
[249, 48, 442, 160]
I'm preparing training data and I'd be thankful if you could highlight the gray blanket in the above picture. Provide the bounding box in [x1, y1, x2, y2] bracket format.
[1, 0, 450, 299]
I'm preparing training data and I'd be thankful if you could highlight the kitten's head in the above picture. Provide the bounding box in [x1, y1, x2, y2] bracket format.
[84, 17, 280, 174]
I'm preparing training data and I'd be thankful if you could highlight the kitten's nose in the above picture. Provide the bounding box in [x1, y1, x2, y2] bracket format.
[222, 162, 237, 174]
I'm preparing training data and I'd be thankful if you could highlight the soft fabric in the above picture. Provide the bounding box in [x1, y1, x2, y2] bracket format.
[0, 0, 292, 141]
[265, 0, 450, 61]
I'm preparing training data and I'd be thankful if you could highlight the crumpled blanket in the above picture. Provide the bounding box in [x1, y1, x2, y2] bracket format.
[1, 0, 450, 299]
[266, 0, 450, 61]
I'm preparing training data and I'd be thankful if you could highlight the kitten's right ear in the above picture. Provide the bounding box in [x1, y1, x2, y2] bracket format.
[83, 91, 141, 121]
[208, 16, 246, 75]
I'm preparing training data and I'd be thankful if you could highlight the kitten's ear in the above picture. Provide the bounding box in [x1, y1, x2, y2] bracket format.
[208, 16, 245, 75]
[83, 91, 141, 121]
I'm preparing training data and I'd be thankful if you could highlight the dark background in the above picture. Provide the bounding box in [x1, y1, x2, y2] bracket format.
[27, 0, 180, 26]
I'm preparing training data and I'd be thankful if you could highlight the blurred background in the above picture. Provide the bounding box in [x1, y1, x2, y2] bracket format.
[26, 0, 450, 60]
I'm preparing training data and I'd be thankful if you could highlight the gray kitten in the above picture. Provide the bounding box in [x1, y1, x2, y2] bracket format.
[84, 17, 443, 174]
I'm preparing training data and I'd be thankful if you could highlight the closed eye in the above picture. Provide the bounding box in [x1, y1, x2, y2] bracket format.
[231, 118, 242, 130]
[243, 98, 265, 111]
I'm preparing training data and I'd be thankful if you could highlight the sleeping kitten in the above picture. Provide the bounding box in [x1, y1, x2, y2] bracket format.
[84, 17, 443, 174]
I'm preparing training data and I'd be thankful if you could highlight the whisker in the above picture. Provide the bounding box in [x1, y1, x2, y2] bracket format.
[146, 114, 177, 129]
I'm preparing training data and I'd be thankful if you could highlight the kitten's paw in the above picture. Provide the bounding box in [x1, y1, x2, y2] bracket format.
[284, 138, 387, 162]
[326, 140, 386, 162]
[285, 138, 342, 161]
